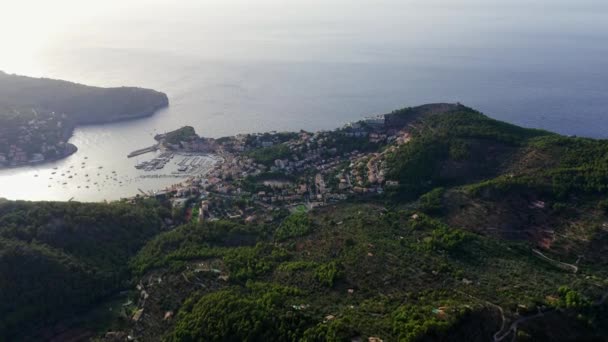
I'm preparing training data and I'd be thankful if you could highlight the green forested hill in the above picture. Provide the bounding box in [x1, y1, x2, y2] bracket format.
[384, 106, 608, 275]
[384, 107, 552, 198]
[126, 205, 607, 341]
[385, 106, 608, 200]
[0, 200, 169, 340]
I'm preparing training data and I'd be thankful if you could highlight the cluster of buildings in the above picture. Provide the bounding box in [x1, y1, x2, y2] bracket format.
[162, 137, 217, 153]
[145, 113, 412, 223]
[0, 145, 45, 165]
[0, 111, 71, 167]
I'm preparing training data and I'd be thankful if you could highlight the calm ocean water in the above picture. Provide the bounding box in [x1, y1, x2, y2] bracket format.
[0, 0, 607, 201]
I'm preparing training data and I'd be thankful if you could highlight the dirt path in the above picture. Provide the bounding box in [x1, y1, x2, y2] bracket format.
[532, 249, 578, 273]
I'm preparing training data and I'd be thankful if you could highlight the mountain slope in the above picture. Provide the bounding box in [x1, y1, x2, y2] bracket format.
[0, 199, 168, 340]
[123, 204, 608, 341]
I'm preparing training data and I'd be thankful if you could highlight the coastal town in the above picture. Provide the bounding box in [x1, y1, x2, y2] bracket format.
[138, 104, 459, 224]
[0, 110, 76, 167]
[0, 102, 458, 209]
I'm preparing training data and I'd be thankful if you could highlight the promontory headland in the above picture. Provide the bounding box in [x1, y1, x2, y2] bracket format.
[0, 71, 168, 168]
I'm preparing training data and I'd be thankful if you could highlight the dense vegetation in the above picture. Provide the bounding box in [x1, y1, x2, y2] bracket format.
[385, 107, 550, 199]
[320, 133, 381, 156]
[385, 106, 608, 205]
[467, 135, 608, 199]
[247, 143, 292, 166]
[0, 199, 168, 340]
[160, 126, 197, 145]
[381, 107, 608, 273]
[167, 284, 311, 342]
[275, 212, 312, 241]
[129, 220, 271, 276]
[127, 204, 608, 341]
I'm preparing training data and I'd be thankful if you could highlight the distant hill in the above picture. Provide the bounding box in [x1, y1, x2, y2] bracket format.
[383, 103, 461, 130]
[0, 71, 168, 167]
[0, 71, 168, 124]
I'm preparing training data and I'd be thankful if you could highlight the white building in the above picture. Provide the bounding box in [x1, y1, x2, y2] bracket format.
[363, 115, 386, 128]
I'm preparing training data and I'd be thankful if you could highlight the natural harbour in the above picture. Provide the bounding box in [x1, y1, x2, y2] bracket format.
[0, 125, 219, 201]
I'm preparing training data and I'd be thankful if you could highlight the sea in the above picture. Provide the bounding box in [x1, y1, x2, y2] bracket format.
[0, 0, 607, 201]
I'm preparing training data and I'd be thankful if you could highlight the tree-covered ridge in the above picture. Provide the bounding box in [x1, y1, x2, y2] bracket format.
[166, 284, 312, 342]
[378, 106, 608, 267]
[468, 134, 608, 198]
[129, 220, 271, 276]
[384, 105, 608, 201]
[125, 204, 607, 341]
[156, 126, 197, 145]
[246, 143, 293, 166]
[385, 107, 552, 198]
[0, 199, 168, 340]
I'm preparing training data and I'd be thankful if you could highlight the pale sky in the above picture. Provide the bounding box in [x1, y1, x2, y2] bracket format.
[1, 0, 606, 76]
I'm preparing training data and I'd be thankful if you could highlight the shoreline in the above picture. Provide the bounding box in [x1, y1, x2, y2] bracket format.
[0, 143, 78, 170]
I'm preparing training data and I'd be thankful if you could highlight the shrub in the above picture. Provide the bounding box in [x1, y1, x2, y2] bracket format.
[315, 262, 341, 287]
[418, 188, 445, 214]
[275, 212, 312, 241]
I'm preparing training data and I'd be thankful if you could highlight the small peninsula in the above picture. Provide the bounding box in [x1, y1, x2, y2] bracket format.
[0, 71, 168, 168]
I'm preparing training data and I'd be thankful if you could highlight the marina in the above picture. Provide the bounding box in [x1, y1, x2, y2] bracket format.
[135, 151, 174, 171]
[134, 151, 218, 175]
[0, 141, 220, 202]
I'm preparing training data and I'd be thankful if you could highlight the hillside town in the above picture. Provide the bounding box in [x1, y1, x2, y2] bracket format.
[137, 104, 462, 224]
[0, 110, 76, 167]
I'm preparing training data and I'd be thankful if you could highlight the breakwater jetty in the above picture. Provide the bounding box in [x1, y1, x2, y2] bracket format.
[128, 144, 159, 158]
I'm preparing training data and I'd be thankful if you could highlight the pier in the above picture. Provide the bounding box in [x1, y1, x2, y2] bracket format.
[127, 144, 160, 158]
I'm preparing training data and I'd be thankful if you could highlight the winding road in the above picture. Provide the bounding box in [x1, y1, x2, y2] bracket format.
[532, 249, 578, 273]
